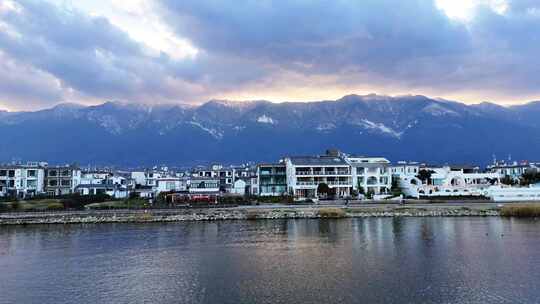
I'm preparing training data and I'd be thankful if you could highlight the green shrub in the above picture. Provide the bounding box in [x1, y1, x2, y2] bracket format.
[47, 202, 64, 210]
[61, 193, 112, 210]
[10, 201, 20, 211]
[0, 203, 9, 212]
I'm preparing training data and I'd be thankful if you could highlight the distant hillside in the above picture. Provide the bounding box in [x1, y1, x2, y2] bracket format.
[1, 94, 539, 166]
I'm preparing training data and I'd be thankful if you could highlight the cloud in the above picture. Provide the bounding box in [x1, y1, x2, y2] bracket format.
[156, 0, 540, 103]
[0, 0, 215, 109]
[1, 0, 540, 109]
[0, 51, 64, 109]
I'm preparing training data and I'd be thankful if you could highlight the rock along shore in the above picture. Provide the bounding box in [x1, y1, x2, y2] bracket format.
[0, 205, 501, 225]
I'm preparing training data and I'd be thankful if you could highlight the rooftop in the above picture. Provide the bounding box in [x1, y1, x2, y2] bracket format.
[288, 156, 348, 166]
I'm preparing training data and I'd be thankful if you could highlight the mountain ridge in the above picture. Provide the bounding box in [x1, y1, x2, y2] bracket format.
[1, 94, 539, 166]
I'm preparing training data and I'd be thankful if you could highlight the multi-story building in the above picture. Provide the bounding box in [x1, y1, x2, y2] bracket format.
[188, 177, 220, 193]
[257, 163, 287, 196]
[0, 162, 46, 198]
[487, 161, 539, 181]
[193, 164, 237, 191]
[390, 161, 420, 177]
[399, 165, 500, 198]
[284, 155, 353, 199]
[345, 156, 392, 195]
[155, 177, 188, 194]
[44, 166, 81, 196]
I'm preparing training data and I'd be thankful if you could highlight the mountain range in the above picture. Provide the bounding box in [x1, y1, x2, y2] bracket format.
[1, 94, 539, 166]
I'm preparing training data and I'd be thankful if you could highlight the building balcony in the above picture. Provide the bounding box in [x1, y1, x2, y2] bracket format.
[327, 181, 352, 186]
[296, 171, 350, 176]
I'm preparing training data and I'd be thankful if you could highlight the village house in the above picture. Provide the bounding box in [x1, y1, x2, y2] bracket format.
[44, 165, 81, 196]
[284, 153, 353, 199]
[345, 155, 392, 196]
[188, 177, 220, 194]
[398, 165, 500, 198]
[257, 163, 287, 196]
[193, 164, 235, 191]
[487, 160, 539, 182]
[390, 161, 420, 177]
[75, 183, 129, 199]
[0, 162, 46, 198]
[155, 177, 188, 194]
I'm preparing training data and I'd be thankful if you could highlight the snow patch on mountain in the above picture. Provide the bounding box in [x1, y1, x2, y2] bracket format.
[354, 119, 404, 139]
[316, 123, 336, 132]
[188, 121, 224, 140]
[257, 115, 276, 124]
[422, 103, 459, 116]
[97, 115, 123, 135]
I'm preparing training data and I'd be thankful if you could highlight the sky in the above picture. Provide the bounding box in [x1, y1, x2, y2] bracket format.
[1, 0, 540, 111]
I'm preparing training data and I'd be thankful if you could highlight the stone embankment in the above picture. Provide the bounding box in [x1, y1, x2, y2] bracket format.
[0, 206, 501, 225]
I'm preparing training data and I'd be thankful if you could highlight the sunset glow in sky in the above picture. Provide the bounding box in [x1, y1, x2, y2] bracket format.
[1, 0, 540, 110]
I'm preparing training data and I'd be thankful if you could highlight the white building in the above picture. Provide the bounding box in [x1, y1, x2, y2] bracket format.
[346, 156, 392, 195]
[131, 171, 147, 186]
[487, 161, 539, 181]
[231, 179, 247, 195]
[390, 161, 420, 177]
[284, 155, 352, 199]
[486, 184, 540, 202]
[75, 184, 129, 199]
[44, 165, 82, 196]
[193, 164, 234, 191]
[188, 177, 220, 193]
[0, 162, 46, 198]
[80, 171, 111, 185]
[399, 165, 500, 198]
[155, 177, 188, 194]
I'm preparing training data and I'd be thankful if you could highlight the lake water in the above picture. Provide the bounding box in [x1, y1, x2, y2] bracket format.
[1, 218, 540, 304]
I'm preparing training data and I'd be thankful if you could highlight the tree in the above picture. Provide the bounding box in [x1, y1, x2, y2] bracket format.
[317, 183, 330, 198]
[520, 170, 540, 186]
[366, 189, 375, 200]
[500, 175, 517, 186]
[416, 169, 435, 185]
[391, 178, 403, 196]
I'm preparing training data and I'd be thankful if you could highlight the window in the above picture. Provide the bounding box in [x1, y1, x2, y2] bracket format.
[27, 170, 36, 177]
[61, 170, 71, 177]
[48, 170, 58, 177]
[8, 170, 15, 177]
[0, 170, 6, 177]
[49, 180, 58, 187]
[61, 180, 71, 187]
[27, 180, 37, 188]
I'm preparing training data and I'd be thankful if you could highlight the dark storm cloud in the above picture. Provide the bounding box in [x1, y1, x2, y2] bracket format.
[0, 0, 212, 107]
[157, 0, 540, 99]
[157, 0, 471, 75]
[2, 0, 540, 109]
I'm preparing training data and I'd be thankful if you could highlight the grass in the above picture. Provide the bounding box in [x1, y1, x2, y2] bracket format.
[318, 208, 347, 218]
[85, 198, 149, 210]
[500, 204, 540, 217]
[0, 199, 65, 212]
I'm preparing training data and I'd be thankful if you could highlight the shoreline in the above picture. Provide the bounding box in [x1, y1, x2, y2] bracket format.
[0, 204, 502, 225]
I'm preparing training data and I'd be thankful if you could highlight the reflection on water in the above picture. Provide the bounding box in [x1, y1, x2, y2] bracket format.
[1, 218, 540, 304]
